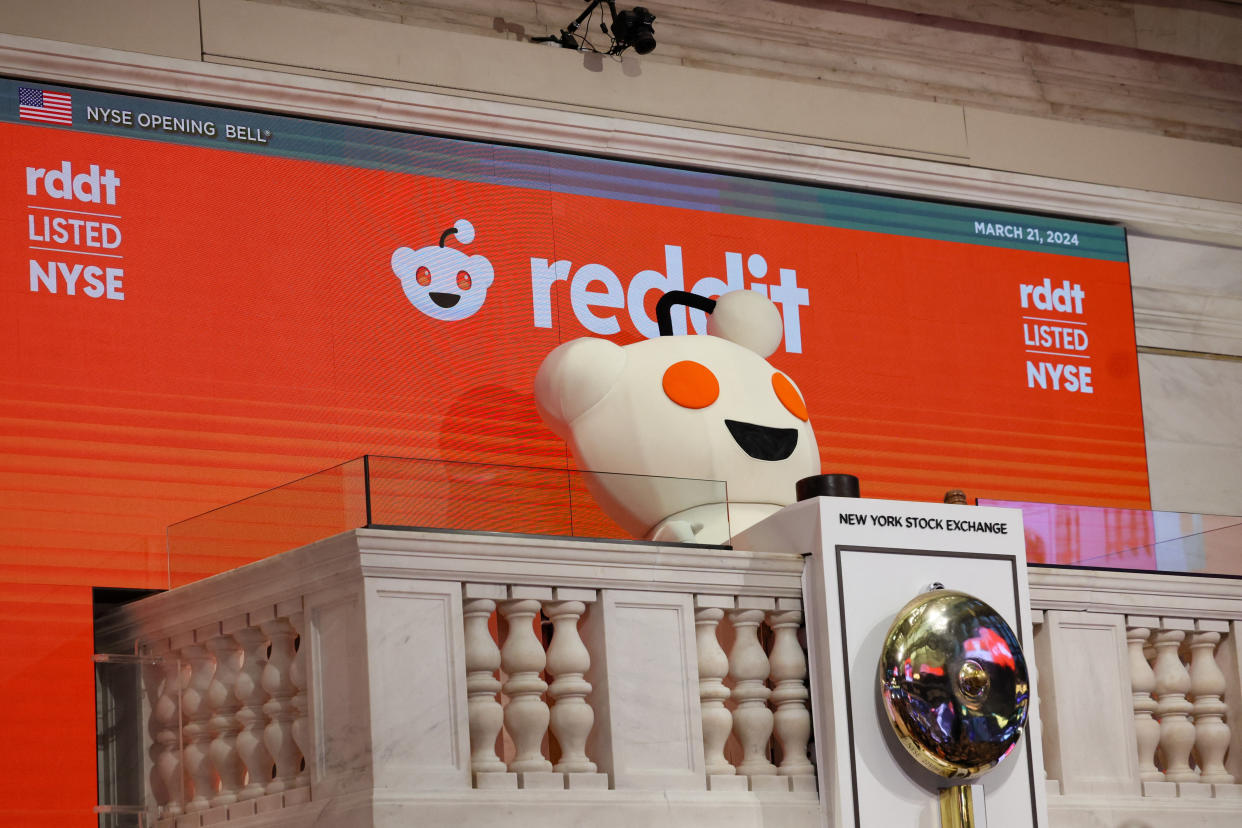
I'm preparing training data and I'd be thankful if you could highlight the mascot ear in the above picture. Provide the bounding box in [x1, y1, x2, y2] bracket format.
[534, 337, 626, 440]
[706, 289, 784, 357]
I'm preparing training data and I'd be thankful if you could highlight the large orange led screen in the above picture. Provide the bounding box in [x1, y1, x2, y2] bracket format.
[0, 79, 1146, 822]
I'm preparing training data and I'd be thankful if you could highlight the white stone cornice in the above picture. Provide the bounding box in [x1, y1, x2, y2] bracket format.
[98, 528, 808, 647]
[1029, 566, 1242, 619]
[298, 0, 1242, 147]
[353, 528, 805, 597]
[102, 525, 1242, 649]
[1133, 285, 1242, 357]
[3, 33, 1241, 248]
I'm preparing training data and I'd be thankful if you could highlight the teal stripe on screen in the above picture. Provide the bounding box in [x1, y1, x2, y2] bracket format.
[2, 77, 1127, 261]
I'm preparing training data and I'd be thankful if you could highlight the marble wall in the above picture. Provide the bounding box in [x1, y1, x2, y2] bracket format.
[1127, 234, 1242, 514]
[1141, 354, 1242, 515]
[3, 0, 1242, 200]
[204, 0, 1242, 202]
[244, 0, 1242, 147]
[1, 0, 1240, 515]
[1130, 235, 1242, 358]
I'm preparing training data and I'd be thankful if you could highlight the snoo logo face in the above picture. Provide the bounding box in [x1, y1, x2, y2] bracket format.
[391, 219, 495, 321]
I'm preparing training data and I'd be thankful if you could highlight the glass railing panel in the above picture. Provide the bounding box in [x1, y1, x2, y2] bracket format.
[167, 458, 368, 588]
[364, 455, 727, 542]
[566, 467, 635, 541]
[979, 499, 1242, 576]
[167, 456, 729, 587]
[365, 455, 577, 537]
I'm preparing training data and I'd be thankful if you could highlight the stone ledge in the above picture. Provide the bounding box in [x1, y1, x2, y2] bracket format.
[247, 0, 1242, 148]
[1133, 285, 1242, 358]
[2, 32, 1239, 246]
[1030, 567, 1242, 619]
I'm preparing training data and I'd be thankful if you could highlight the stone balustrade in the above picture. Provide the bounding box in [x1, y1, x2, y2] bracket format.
[1029, 567, 1242, 824]
[122, 603, 312, 824]
[95, 529, 1242, 827]
[96, 528, 820, 827]
[691, 597, 816, 792]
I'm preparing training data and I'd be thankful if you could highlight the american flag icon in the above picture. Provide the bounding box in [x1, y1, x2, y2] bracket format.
[19, 87, 72, 125]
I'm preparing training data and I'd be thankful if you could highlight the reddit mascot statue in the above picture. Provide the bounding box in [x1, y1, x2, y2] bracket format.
[535, 290, 821, 545]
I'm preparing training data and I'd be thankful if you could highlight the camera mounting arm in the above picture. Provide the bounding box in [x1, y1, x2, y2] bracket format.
[531, 0, 655, 55]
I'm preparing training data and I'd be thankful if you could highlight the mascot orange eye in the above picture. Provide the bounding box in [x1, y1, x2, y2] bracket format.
[416, 266, 432, 286]
[457, 270, 472, 290]
[772, 372, 808, 421]
[663, 360, 719, 409]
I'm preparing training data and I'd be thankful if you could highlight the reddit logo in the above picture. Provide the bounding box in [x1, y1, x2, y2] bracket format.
[392, 219, 494, 321]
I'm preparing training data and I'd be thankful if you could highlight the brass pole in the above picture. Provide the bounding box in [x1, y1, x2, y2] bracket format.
[938, 784, 974, 828]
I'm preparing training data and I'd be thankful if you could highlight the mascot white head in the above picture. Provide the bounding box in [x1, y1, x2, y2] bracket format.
[534, 289, 821, 544]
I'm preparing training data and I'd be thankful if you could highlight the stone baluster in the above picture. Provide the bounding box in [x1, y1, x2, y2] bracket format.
[234, 625, 273, 799]
[1125, 623, 1163, 782]
[261, 616, 302, 792]
[181, 643, 217, 810]
[142, 654, 168, 812]
[150, 650, 183, 815]
[728, 607, 777, 776]
[289, 610, 311, 788]
[695, 605, 735, 776]
[1188, 623, 1235, 784]
[206, 632, 245, 806]
[545, 599, 596, 773]
[767, 604, 814, 776]
[1152, 625, 1197, 782]
[463, 594, 506, 775]
[499, 598, 552, 773]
